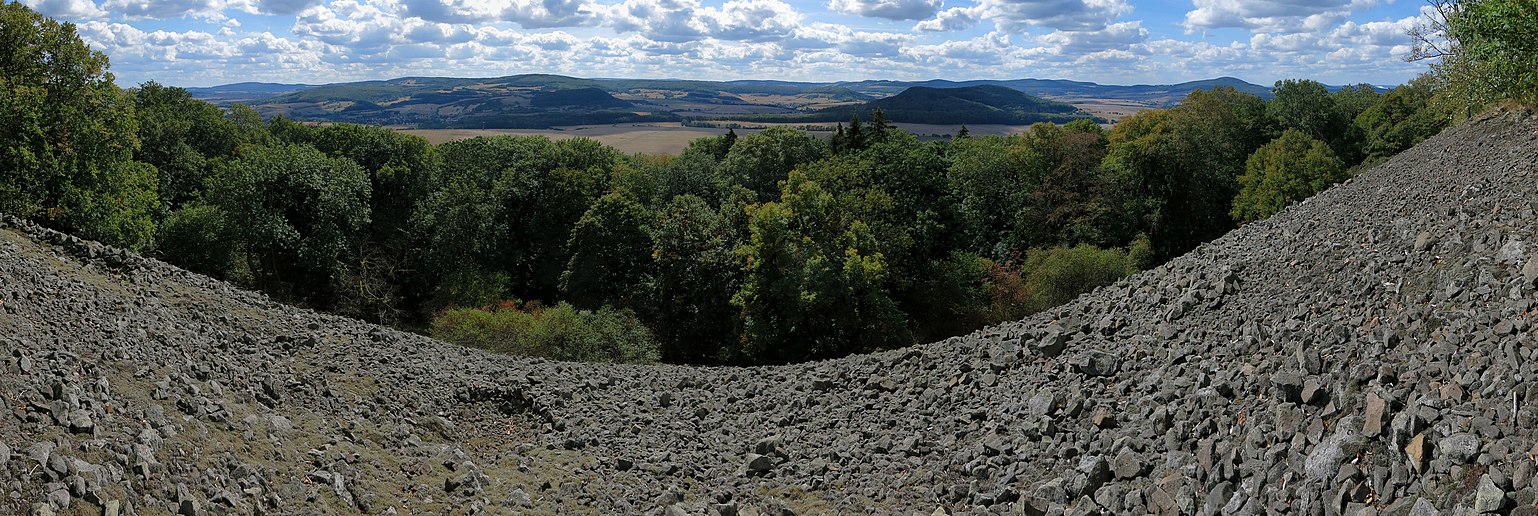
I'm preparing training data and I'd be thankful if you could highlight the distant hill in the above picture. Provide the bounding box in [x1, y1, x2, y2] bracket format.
[835, 76, 1276, 106]
[819, 85, 1090, 125]
[184, 82, 314, 104]
[184, 74, 1379, 129]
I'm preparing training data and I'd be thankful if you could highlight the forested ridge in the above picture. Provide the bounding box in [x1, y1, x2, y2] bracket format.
[2, 0, 1528, 366]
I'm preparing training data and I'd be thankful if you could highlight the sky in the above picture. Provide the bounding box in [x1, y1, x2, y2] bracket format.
[21, 0, 1437, 88]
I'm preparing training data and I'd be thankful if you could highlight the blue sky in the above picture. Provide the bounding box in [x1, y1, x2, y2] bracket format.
[22, 0, 1434, 88]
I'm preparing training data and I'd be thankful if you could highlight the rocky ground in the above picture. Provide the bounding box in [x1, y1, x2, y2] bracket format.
[3, 108, 1538, 515]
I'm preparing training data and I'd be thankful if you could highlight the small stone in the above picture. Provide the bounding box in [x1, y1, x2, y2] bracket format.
[1300, 379, 1324, 405]
[1034, 331, 1068, 358]
[67, 410, 93, 434]
[1414, 232, 1436, 252]
[1474, 475, 1509, 513]
[615, 458, 633, 471]
[1091, 407, 1117, 429]
[1438, 433, 1481, 464]
[745, 453, 773, 474]
[1112, 448, 1142, 479]
[1405, 433, 1428, 473]
[1363, 392, 1387, 437]
[1306, 421, 1364, 481]
[1524, 254, 1538, 287]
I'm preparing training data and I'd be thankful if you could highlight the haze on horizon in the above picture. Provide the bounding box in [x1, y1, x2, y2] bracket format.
[20, 0, 1432, 89]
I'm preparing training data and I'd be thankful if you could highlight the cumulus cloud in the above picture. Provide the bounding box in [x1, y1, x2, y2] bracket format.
[604, 0, 800, 42]
[828, 0, 941, 21]
[914, 6, 981, 31]
[101, 0, 227, 20]
[21, 0, 107, 19]
[1037, 20, 1147, 54]
[980, 0, 1131, 32]
[1183, 0, 1354, 33]
[231, 0, 324, 15]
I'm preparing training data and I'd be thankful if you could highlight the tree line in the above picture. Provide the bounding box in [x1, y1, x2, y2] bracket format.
[3, 1, 1529, 365]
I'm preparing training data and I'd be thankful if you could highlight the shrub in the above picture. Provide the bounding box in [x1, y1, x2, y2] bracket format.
[431, 302, 660, 364]
[1022, 244, 1137, 312]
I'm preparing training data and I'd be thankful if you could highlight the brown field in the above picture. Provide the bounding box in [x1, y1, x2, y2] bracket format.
[397, 123, 758, 155]
[395, 97, 1157, 155]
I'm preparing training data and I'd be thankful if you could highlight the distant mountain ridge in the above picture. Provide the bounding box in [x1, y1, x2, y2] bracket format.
[183, 74, 1373, 129]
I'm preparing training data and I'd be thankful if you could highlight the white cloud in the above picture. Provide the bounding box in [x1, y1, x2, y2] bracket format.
[979, 0, 1131, 32]
[914, 6, 981, 31]
[226, 0, 322, 15]
[605, 0, 801, 42]
[1037, 20, 1146, 54]
[21, 0, 107, 19]
[1183, 0, 1353, 33]
[502, 0, 602, 28]
[828, 0, 941, 21]
[101, 0, 226, 20]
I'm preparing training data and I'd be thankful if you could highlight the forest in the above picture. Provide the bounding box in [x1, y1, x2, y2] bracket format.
[2, 0, 1530, 365]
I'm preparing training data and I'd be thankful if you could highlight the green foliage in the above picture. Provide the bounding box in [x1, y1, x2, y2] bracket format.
[1415, 0, 1538, 115]
[413, 135, 617, 306]
[1354, 78, 1449, 165]
[1454, 0, 1538, 104]
[210, 143, 371, 304]
[0, 2, 158, 250]
[731, 171, 910, 364]
[720, 127, 826, 202]
[156, 203, 235, 278]
[1231, 129, 1348, 221]
[561, 192, 655, 310]
[132, 81, 240, 210]
[1021, 244, 1137, 312]
[653, 151, 728, 206]
[649, 194, 743, 363]
[431, 302, 660, 364]
[1269, 79, 1341, 141]
[1105, 87, 1270, 261]
[308, 123, 438, 243]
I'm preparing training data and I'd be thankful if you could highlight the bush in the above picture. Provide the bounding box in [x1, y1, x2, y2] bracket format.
[155, 203, 234, 278]
[1022, 244, 1137, 312]
[431, 302, 660, 364]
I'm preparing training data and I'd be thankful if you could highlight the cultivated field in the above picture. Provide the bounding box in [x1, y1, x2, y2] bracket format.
[395, 96, 1154, 155]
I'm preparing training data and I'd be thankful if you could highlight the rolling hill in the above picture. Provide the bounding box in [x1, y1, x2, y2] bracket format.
[186, 74, 1301, 129]
[832, 84, 1087, 124]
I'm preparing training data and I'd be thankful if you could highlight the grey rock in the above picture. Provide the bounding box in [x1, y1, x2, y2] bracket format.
[1439, 433, 1481, 464]
[1112, 448, 1142, 479]
[745, 453, 774, 474]
[1409, 498, 1438, 516]
[1474, 475, 1509, 513]
[1306, 421, 1364, 481]
[1034, 331, 1068, 358]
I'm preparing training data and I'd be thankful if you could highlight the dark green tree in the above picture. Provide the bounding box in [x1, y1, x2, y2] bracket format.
[561, 192, 655, 311]
[210, 143, 371, 305]
[649, 194, 743, 363]
[131, 81, 238, 211]
[0, 2, 157, 249]
[719, 127, 825, 202]
[730, 171, 909, 364]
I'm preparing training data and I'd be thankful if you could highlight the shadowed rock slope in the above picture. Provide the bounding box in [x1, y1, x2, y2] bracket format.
[3, 109, 1538, 515]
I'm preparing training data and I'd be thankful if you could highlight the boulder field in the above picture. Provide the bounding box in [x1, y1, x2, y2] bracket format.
[3, 108, 1538, 515]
